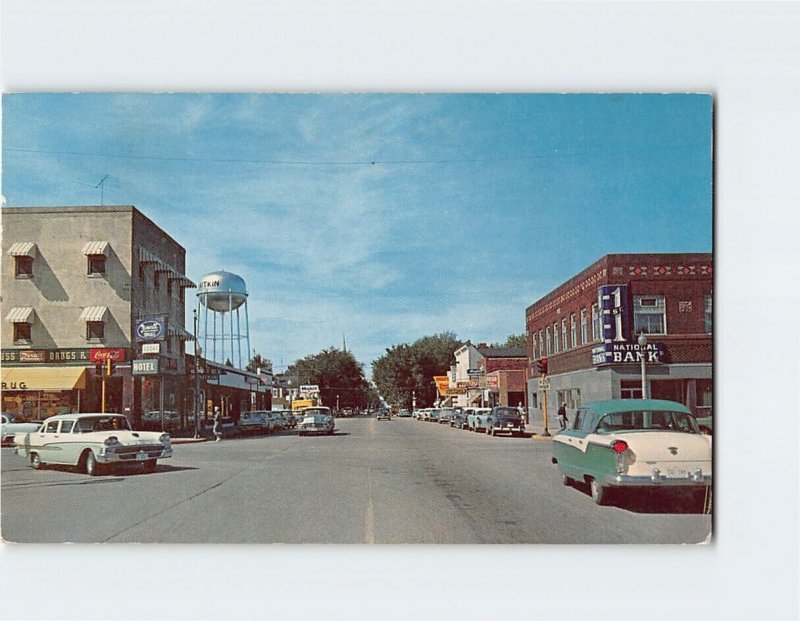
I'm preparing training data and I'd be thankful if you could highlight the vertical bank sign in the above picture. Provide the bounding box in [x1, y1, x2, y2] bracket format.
[592, 284, 665, 365]
[134, 317, 167, 342]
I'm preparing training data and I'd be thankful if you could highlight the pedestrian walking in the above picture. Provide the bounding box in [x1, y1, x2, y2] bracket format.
[213, 406, 223, 442]
[557, 401, 568, 430]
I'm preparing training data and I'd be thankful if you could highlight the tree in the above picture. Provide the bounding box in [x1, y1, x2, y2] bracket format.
[491, 333, 527, 349]
[372, 332, 463, 410]
[286, 348, 372, 409]
[246, 352, 273, 374]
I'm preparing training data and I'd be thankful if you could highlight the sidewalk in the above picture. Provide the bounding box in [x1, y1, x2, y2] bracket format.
[525, 421, 559, 440]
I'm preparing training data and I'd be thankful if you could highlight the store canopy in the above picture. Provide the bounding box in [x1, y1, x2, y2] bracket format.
[5, 307, 35, 323]
[168, 326, 195, 341]
[79, 306, 108, 321]
[7, 242, 37, 257]
[1, 367, 87, 391]
[81, 240, 109, 256]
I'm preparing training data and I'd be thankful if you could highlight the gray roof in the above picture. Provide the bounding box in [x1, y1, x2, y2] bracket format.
[476, 346, 527, 358]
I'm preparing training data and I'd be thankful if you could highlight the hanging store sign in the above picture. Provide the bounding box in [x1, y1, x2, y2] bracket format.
[433, 376, 451, 396]
[132, 358, 160, 375]
[599, 284, 631, 344]
[90, 348, 127, 363]
[141, 343, 161, 354]
[134, 317, 167, 342]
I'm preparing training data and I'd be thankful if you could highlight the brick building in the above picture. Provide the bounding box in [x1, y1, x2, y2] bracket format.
[476, 346, 527, 408]
[525, 253, 712, 431]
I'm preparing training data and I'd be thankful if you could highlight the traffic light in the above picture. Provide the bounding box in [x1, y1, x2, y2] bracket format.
[106, 358, 115, 376]
[536, 357, 548, 375]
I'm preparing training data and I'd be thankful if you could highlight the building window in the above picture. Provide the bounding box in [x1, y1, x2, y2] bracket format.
[620, 380, 643, 399]
[570, 313, 577, 349]
[167, 279, 173, 297]
[591, 303, 600, 342]
[538, 330, 544, 357]
[139, 263, 146, 282]
[179, 286, 184, 304]
[545, 327, 551, 355]
[633, 295, 666, 335]
[580, 308, 588, 345]
[531, 333, 537, 359]
[560, 319, 567, 351]
[87, 254, 106, 275]
[154, 271, 160, 289]
[13, 322, 32, 342]
[552, 322, 559, 353]
[86, 321, 105, 340]
[704, 294, 712, 334]
[15, 256, 34, 278]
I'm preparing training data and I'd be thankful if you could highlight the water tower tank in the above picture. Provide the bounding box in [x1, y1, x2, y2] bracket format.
[198, 271, 248, 312]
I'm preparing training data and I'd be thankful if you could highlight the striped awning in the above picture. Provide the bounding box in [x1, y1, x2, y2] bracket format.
[82, 241, 109, 256]
[168, 326, 195, 341]
[0, 366, 87, 391]
[5, 307, 35, 323]
[138, 247, 162, 264]
[169, 274, 196, 288]
[7, 242, 37, 257]
[79, 306, 108, 321]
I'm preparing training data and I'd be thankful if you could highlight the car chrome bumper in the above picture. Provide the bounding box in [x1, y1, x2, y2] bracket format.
[99, 446, 172, 463]
[601, 471, 712, 487]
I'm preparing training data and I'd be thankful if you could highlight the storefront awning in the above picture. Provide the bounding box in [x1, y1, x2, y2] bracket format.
[7, 242, 37, 257]
[138, 246, 162, 264]
[0, 366, 87, 391]
[82, 240, 109, 256]
[168, 326, 195, 341]
[79, 306, 108, 321]
[5, 307, 35, 323]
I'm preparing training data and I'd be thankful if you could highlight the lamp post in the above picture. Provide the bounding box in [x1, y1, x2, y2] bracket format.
[638, 331, 648, 399]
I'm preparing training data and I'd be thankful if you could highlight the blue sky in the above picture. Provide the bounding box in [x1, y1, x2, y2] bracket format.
[2, 93, 712, 371]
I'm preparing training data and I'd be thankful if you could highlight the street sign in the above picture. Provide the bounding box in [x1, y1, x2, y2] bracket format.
[538, 377, 550, 390]
[132, 358, 159, 375]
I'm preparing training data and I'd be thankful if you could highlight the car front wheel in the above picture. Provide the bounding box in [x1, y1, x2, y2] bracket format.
[30, 452, 43, 470]
[85, 451, 104, 476]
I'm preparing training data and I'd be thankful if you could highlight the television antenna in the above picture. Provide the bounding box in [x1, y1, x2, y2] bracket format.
[95, 174, 109, 205]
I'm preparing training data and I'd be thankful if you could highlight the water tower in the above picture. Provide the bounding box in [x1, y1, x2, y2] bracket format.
[196, 271, 251, 369]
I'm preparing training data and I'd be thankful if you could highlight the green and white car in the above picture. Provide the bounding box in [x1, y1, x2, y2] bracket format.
[552, 399, 712, 505]
[297, 406, 335, 436]
[15, 413, 172, 475]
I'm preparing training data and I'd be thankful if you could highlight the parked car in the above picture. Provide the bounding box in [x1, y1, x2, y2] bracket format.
[451, 408, 471, 429]
[239, 410, 270, 435]
[438, 408, 456, 424]
[377, 409, 391, 421]
[428, 409, 441, 423]
[202, 416, 240, 439]
[1, 413, 43, 447]
[484, 406, 525, 437]
[552, 399, 713, 505]
[397, 409, 411, 418]
[418, 409, 430, 421]
[14, 413, 172, 475]
[297, 406, 335, 436]
[695, 410, 713, 435]
[468, 408, 491, 432]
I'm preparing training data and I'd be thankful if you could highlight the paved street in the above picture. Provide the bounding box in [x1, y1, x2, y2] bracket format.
[1, 417, 711, 544]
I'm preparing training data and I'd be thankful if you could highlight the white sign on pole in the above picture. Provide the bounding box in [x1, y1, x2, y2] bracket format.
[538, 378, 550, 390]
[142, 343, 161, 354]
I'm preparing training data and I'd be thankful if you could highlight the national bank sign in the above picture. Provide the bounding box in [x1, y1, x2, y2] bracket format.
[591, 284, 666, 366]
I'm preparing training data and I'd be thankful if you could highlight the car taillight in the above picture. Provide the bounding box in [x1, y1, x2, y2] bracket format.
[611, 440, 628, 453]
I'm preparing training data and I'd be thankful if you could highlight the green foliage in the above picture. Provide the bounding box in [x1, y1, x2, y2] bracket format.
[246, 352, 273, 374]
[491, 333, 527, 349]
[371, 332, 463, 410]
[286, 347, 372, 409]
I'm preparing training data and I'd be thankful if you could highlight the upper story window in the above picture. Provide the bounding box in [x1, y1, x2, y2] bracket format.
[570, 313, 577, 349]
[580, 308, 588, 345]
[139, 263, 146, 282]
[82, 241, 109, 277]
[8, 242, 37, 278]
[704, 294, 712, 334]
[86, 321, 105, 340]
[591, 303, 600, 342]
[633, 295, 667, 335]
[531, 333, 538, 359]
[545, 327, 552, 355]
[553, 322, 559, 353]
[560, 318, 567, 351]
[15, 256, 34, 278]
[14, 322, 32, 343]
[538, 330, 544, 357]
[154, 271, 160, 289]
[167, 279, 173, 297]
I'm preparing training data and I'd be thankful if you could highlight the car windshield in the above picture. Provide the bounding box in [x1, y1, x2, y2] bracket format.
[494, 408, 519, 416]
[595, 410, 699, 434]
[74, 416, 132, 433]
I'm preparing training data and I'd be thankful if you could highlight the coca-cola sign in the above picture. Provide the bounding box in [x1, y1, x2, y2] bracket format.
[90, 348, 127, 363]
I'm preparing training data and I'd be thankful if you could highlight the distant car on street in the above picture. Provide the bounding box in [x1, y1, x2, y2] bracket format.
[484, 406, 525, 437]
[377, 409, 391, 421]
[239, 410, 270, 435]
[397, 409, 411, 418]
[451, 408, 471, 429]
[297, 406, 335, 436]
[14, 413, 172, 475]
[467, 408, 491, 432]
[438, 408, 456, 424]
[552, 399, 712, 505]
[428, 409, 441, 423]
